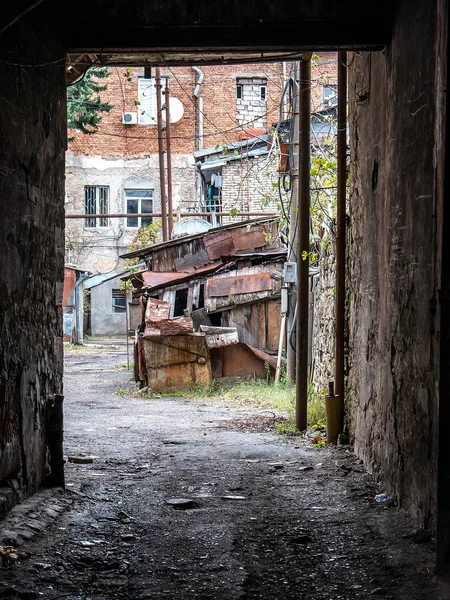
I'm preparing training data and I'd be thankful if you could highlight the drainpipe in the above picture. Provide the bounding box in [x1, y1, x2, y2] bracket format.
[192, 66, 204, 206]
[74, 272, 89, 344]
[192, 66, 204, 98]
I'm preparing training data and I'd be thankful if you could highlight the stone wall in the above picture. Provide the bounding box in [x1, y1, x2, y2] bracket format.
[347, 0, 443, 528]
[311, 239, 336, 393]
[0, 17, 66, 510]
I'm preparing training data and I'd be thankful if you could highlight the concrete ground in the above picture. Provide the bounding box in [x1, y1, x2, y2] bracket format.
[0, 347, 446, 599]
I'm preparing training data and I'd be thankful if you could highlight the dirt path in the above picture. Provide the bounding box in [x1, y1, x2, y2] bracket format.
[0, 349, 446, 599]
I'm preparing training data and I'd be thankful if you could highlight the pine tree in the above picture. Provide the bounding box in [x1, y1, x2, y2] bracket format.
[67, 67, 113, 135]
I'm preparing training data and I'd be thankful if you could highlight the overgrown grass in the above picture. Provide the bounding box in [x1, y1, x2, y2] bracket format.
[187, 379, 327, 429]
[114, 377, 327, 429]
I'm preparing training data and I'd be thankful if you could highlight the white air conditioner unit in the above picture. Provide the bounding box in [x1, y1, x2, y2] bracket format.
[122, 112, 137, 125]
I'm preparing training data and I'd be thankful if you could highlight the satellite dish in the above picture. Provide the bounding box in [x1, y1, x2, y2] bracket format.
[162, 97, 184, 124]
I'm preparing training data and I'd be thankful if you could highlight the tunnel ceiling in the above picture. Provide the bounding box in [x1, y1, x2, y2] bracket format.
[63, 0, 394, 76]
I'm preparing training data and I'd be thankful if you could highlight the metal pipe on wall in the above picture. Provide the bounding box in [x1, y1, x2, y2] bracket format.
[287, 61, 300, 383]
[295, 55, 311, 432]
[165, 80, 174, 237]
[155, 67, 169, 242]
[335, 51, 347, 429]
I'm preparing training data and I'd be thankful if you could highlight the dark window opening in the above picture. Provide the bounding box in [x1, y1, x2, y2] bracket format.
[197, 284, 205, 310]
[260, 85, 266, 101]
[112, 288, 126, 313]
[236, 84, 243, 100]
[209, 312, 222, 327]
[174, 288, 188, 317]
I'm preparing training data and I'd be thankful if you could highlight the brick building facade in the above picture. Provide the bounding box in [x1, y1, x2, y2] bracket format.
[65, 56, 337, 275]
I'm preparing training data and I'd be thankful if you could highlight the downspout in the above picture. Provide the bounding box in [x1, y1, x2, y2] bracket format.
[192, 66, 204, 206]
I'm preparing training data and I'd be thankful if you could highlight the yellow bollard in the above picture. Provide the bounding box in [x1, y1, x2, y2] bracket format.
[325, 381, 341, 444]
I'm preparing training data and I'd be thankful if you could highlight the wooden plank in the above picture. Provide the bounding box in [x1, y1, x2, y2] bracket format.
[206, 272, 272, 297]
[200, 325, 239, 349]
[266, 299, 281, 352]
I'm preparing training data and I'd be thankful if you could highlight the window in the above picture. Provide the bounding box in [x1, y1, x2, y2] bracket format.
[137, 77, 168, 124]
[173, 288, 188, 317]
[323, 85, 337, 105]
[125, 189, 154, 228]
[236, 84, 243, 100]
[84, 186, 109, 228]
[260, 85, 266, 101]
[112, 289, 126, 313]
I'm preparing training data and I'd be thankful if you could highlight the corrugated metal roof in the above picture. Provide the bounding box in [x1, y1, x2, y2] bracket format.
[120, 216, 279, 260]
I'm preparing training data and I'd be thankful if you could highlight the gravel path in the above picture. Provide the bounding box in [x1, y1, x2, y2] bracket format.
[0, 348, 446, 599]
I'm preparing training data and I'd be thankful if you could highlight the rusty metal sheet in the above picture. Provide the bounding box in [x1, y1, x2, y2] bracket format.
[174, 250, 210, 272]
[206, 273, 272, 297]
[204, 230, 234, 260]
[142, 271, 186, 287]
[143, 335, 212, 393]
[231, 226, 267, 251]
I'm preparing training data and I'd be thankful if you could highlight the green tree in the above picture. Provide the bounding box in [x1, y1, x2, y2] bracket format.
[67, 67, 113, 135]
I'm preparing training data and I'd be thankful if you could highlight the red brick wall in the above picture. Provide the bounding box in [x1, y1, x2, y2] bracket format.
[68, 56, 338, 158]
[69, 63, 287, 157]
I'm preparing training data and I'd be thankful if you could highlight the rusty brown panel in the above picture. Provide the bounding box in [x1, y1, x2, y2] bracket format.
[206, 272, 272, 297]
[143, 335, 212, 392]
[210, 348, 224, 378]
[231, 226, 267, 251]
[266, 299, 281, 352]
[204, 230, 234, 260]
[219, 344, 267, 379]
[174, 250, 211, 272]
[255, 302, 266, 348]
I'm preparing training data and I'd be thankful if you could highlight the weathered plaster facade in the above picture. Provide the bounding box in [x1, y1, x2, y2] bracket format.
[65, 151, 195, 273]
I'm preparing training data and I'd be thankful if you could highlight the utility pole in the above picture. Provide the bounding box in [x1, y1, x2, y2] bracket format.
[286, 61, 300, 383]
[155, 66, 169, 242]
[335, 52, 347, 430]
[295, 55, 311, 431]
[165, 79, 174, 237]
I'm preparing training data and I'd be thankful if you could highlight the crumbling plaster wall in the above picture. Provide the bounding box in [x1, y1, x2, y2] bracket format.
[347, 0, 443, 528]
[0, 20, 66, 510]
[65, 151, 195, 273]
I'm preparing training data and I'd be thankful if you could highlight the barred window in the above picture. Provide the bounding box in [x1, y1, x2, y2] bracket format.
[84, 186, 109, 228]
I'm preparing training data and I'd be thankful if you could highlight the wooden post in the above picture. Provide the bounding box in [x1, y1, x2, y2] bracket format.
[295, 55, 311, 431]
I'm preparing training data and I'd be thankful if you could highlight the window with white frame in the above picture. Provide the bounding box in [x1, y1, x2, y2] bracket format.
[125, 189, 154, 228]
[137, 77, 168, 124]
[323, 85, 337, 106]
[84, 185, 109, 228]
[112, 288, 126, 313]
